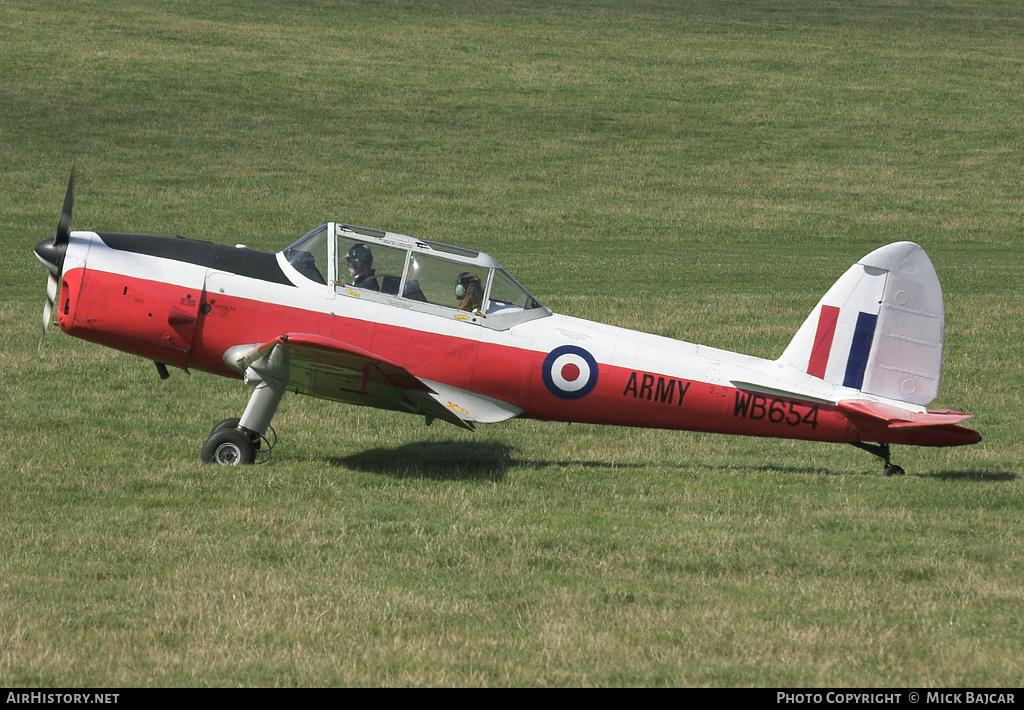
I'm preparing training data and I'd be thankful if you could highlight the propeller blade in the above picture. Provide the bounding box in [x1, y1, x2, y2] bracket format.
[39, 272, 59, 351]
[39, 168, 75, 351]
[55, 168, 75, 246]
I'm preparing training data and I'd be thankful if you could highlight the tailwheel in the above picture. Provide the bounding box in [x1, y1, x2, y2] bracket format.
[853, 442, 905, 477]
[884, 462, 906, 478]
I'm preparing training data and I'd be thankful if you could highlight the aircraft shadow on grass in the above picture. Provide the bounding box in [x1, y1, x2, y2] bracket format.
[331, 441, 1015, 482]
[752, 464, 1016, 481]
[329, 440, 647, 481]
[925, 470, 1017, 482]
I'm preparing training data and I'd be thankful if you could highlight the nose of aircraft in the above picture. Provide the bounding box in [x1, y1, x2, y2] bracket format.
[34, 237, 67, 275]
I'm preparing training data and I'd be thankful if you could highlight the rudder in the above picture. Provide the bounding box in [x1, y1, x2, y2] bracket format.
[779, 242, 945, 405]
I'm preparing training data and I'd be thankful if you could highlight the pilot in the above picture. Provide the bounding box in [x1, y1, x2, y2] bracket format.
[455, 272, 483, 311]
[345, 244, 379, 291]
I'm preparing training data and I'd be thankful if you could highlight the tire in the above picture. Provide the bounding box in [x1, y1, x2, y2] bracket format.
[208, 418, 261, 452]
[201, 428, 256, 465]
[209, 418, 241, 437]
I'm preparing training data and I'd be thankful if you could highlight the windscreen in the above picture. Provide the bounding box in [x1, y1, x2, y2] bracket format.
[486, 268, 542, 313]
[283, 225, 329, 284]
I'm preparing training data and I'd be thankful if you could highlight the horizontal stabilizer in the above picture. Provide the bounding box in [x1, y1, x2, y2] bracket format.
[838, 400, 973, 428]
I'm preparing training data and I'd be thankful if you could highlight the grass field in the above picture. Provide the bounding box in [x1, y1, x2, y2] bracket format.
[2, 0, 1022, 687]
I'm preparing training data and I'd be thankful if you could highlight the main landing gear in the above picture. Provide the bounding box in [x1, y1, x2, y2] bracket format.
[201, 418, 277, 465]
[852, 442, 906, 477]
[201, 369, 285, 465]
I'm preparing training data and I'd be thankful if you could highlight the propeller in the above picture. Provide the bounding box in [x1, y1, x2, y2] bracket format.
[40, 271, 59, 350]
[56, 167, 74, 245]
[36, 169, 75, 349]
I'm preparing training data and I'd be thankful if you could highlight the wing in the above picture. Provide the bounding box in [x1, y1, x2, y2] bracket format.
[226, 333, 521, 430]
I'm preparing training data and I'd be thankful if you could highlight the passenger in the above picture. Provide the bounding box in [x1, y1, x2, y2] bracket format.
[455, 272, 483, 311]
[344, 244, 379, 291]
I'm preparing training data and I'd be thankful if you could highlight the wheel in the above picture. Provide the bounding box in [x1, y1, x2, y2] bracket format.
[209, 418, 241, 437]
[208, 418, 261, 452]
[884, 463, 905, 477]
[201, 428, 256, 465]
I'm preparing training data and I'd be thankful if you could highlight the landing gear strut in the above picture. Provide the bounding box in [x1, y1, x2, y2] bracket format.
[201, 369, 286, 465]
[852, 442, 905, 477]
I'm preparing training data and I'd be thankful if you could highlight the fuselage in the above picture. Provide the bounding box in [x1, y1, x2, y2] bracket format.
[48, 229, 976, 449]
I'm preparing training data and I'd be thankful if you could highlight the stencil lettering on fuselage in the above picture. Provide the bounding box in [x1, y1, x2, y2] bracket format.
[621, 372, 691, 407]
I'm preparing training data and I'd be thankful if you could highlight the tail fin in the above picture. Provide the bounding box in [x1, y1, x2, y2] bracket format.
[779, 242, 945, 405]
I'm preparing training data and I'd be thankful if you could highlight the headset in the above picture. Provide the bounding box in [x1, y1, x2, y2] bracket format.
[345, 244, 373, 271]
[455, 272, 478, 299]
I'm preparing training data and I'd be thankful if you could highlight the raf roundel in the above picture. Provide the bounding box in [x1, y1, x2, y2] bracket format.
[542, 345, 599, 400]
